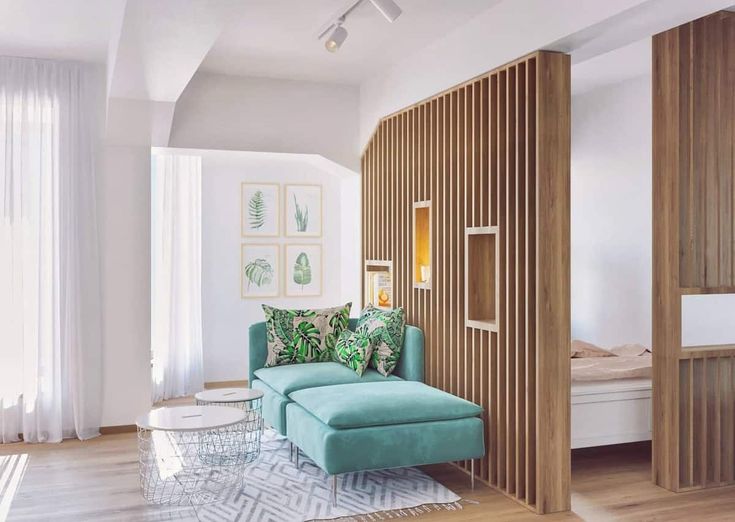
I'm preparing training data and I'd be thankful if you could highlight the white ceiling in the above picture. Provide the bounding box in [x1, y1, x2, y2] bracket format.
[0, 0, 118, 63]
[199, 0, 499, 84]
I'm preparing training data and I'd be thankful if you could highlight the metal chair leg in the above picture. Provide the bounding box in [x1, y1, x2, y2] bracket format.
[332, 475, 338, 506]
[470, 459, 475, 490]
[295, 446, 299, 469]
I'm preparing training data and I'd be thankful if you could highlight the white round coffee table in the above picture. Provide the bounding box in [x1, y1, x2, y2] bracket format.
[136, 405, 248, 505]
[194, 388, 264, 465]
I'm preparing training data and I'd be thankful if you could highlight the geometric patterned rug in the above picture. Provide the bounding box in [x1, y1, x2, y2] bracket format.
[147, 429, 462, 522]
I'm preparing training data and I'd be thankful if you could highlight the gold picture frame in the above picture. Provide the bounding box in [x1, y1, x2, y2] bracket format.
[284, 184, 322, 237]
[241, 243, 280, 298]
[241, 183, 280, 237]
[284, 244, 322, 297]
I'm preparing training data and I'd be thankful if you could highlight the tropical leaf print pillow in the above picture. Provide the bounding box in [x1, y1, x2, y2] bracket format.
[334, 327, 373, 376]
[262, 303, 351, 367]
[357, 304, 406, 377]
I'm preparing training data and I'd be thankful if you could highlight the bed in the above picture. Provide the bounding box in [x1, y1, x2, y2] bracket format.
[571, 351, 652, 449]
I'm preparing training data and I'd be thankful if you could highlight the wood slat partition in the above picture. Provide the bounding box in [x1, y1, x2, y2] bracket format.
[360, 51, 571, 514]
[653, 11, 735, 492]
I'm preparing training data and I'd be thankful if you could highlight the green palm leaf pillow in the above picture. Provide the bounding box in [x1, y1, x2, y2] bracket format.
[334, 326, 373, 376]
[263, 303, 351, 367]
[357, 304, 406, 377]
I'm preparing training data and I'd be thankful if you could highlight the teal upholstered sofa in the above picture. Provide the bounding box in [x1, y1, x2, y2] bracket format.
[248, 319, 485, 502]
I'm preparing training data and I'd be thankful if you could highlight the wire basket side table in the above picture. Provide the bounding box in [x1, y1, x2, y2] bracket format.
[136, 405, 247, 505]
[194, 388, 264, 465]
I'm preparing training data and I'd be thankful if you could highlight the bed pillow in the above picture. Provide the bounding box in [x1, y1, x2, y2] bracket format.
[609, 343, 650, 357]
[357, 304, 406, 377]
[571, 339, 614, 358]
[334, 326, 374, 376]
[263, 303, 351, 367]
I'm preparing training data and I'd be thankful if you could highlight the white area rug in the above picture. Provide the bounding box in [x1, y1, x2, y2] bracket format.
[146, 429, 462, 522]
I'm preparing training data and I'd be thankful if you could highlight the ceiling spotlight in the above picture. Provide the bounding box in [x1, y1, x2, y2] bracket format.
[325, 23, 348, 52]
[317, 0, 401, 53]
[368, 0, 402, 22]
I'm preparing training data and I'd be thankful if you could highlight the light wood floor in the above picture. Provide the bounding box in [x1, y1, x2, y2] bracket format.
[2, 436, 735, 521]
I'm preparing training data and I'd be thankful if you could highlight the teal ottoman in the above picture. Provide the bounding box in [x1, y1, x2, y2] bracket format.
[285, 380, 485, 504]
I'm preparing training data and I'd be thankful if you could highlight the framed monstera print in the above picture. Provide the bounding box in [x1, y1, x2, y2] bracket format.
[241, 244, 279, 298]
[241, 183, 279, 237]
[284, 184, 322, 237]
[285, 244, 322, 297]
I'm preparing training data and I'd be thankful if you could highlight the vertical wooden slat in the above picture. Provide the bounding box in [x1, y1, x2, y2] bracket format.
[653, 25, 683, 492]
[487, 75, 498, 486]
[496, 70, 507, 492]
[678, 360, 689, 487]
[722, 357, 735, 483]
[526, 56, 537, 508]
[719, 15, 733, 286]
[506, 65, 517, 497]
[679, 23, 694, 288]
[535, 51, 571, 513]
[516, 60, 527, 501]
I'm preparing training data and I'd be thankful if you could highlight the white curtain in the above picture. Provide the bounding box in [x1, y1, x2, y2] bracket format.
[151, 154, 204, 402]
[0, 57, 102, 443]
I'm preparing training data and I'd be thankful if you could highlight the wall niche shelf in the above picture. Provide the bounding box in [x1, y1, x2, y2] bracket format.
[413, 201, 431, 290]
[465, 226, 498, 332]
[364, 260, 393, 310]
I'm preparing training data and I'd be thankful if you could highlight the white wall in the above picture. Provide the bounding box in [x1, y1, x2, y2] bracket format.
[154, 148, 360, 384]
[682, 295, 735, 346]
[169, 72, 360, 172]
[98, 145, 153, 426]
[571, 74, 652, 348]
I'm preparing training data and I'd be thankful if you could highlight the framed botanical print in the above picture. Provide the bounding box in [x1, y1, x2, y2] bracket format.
[241, 244, 279, 298]
[284, 244, 322, 297]
[241, 183, 279, 237]
[284, 184, 322, 237]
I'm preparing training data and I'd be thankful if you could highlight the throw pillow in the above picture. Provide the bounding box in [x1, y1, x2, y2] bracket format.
[334, 326, 373, 376]
[263, 303, 351, 367]
[357, 304, 406, 377]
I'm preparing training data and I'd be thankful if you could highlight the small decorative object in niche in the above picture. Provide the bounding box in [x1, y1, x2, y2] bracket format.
[241, 244, 279, 298]
[364, 260, 393, 310]
[285, 244, 322, 296]
[285, 184, 322, 237]
[241, 183, 279, 237]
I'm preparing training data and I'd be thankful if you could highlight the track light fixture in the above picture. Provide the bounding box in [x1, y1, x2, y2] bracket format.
[317, 0, 402, 53]
[368, 0, 402, 23]
[325, 21, 348, 52]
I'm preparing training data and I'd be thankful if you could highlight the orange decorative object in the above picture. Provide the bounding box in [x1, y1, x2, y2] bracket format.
[378, 289, 390, 306]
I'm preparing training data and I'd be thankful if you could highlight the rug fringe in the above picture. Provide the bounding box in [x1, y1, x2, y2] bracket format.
[313, 499, 468, 522]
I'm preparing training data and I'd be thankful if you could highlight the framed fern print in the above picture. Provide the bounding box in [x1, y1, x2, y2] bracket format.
[285, 244, 322, 297]
[241, 183, 279, 237]
[241, 244, 279, 298]
[284, 184, 322, 237]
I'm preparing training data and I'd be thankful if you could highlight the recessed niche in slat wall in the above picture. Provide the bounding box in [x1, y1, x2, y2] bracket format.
[361, 51, 570, 514]
[413, 201, 431, 289]
[465, 227, 498, 331]
[365, 260, 393, 310]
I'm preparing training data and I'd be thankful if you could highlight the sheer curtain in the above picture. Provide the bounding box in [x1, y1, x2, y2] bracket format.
[0, 57, 102, 443]
[151, 154, 204, 402]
